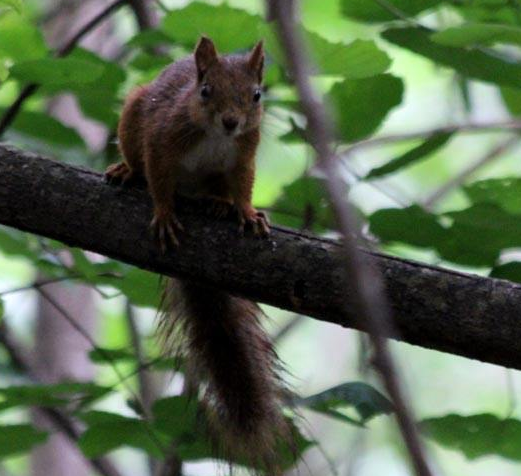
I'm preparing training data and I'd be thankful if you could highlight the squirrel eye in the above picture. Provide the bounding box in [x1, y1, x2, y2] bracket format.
[201, 84, 211, 99]
[253, 88, 262, 103]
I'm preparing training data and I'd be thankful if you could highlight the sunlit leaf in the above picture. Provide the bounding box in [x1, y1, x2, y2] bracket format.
[464, 178, 521, 215]
[383, 27, 521, 89]
[431, 23, 521, 47]
[0, 15, 48, 61]
[9, 58, 103, 86]
[161, 2, 261, 52]
[422, 414, 521, 461]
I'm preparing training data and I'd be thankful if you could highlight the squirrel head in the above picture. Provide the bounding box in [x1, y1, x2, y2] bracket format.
[189, 36, 264, 137]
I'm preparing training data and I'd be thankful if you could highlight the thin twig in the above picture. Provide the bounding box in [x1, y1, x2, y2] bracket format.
[424, 135, 520, 209]
[343, 120, 521, 155]
[267, 2, 434, 475]
[36, 287, 170, 460]
[127, 0, 158, 31]
[126, 302, 163, 476]
[0, 0, 128, 137]
[0, 322, 124, 476]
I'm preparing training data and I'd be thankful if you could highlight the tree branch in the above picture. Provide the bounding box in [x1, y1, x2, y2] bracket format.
[2, 143, 521, 371]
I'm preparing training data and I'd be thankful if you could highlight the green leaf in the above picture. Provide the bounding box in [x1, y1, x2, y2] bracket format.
[0, 15, 48, 61]
[161, 2, 261, 52]
[450, 1, 520, 26]
[271, 176, 335, 232]
[501, 86, 521, 117]
[439, 204, 521, 266]
[341, 0, 441, 23]
[422, 414, 521, 461]
[0, 0, 22, 13]
[329, 74, 404, 142]
[0, 382, 111, 411]
[39, 48, 126, 127]
[382, 27, 521, 89]
[431, 23, 521, 47]
[152, 396, 200, 440]
[464, 177, 521, 215]
[127, 30, 174, 49]
[88, 348, 137, 364]
[264, 25, 391, 79]
[79, 411, 170, 458]
[307, 36, 391, 78]
[366, 132, 452, 179]
[9, 58, 104, 86]
[97, 267, 161, 308]
[0, 227, 38, 260]
[0, 425, 48, 458]
[5, 110, 85, 148]
[369, 205, 447, 248]
[371, 204, 521, 266]
[490, 261, 521, 283]
[129, 52, 172, 72]
[299, 382, 394, 426]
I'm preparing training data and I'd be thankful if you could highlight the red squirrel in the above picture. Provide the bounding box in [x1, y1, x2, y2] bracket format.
[106, 37, 289, 473]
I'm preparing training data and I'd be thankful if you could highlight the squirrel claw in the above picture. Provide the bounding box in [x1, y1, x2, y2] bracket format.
[150, 213, 184, 252]
[105, 162, 135, 186]
[208, 199, 232, 219]
[238, 208, 270, 237]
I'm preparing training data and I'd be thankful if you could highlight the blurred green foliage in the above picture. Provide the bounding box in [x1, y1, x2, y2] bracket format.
[1, 0, 521, 474]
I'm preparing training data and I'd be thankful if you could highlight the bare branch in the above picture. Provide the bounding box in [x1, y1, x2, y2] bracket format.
[343, 119, 521, 155]
[266, 1, 433, 475]
[424, 135, 520, 209]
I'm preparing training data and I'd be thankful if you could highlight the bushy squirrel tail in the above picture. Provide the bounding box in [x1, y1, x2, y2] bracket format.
[159, 278, 290, 474]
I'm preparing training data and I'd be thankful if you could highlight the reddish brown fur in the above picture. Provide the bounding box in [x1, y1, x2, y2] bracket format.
[107, 37, 289, 473]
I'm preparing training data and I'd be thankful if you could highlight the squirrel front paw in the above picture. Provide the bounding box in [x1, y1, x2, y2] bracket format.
[237, 206, 270, 237]
[105, 162, 136, 185]
[150, 209, 184, 252]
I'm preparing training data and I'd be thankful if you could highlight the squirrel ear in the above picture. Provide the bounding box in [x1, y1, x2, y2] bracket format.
[195, 36, 218, 81]
[248, 40, 264, 82]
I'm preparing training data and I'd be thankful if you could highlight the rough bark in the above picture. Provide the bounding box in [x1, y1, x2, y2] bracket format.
[2, 143, 521, 370]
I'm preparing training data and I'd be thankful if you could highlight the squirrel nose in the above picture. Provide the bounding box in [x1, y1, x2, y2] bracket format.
[222, 116, 239, 132]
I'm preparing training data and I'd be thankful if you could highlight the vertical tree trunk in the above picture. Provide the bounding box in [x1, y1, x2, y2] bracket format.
[31, 1, 115, 475]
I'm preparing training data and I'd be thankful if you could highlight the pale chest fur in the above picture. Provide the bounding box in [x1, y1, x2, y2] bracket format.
[181, 133, 238, 175]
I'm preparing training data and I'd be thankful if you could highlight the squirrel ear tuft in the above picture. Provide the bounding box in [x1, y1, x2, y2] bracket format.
[248, 40, 264, 82]
[195, 36, 218, 81]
